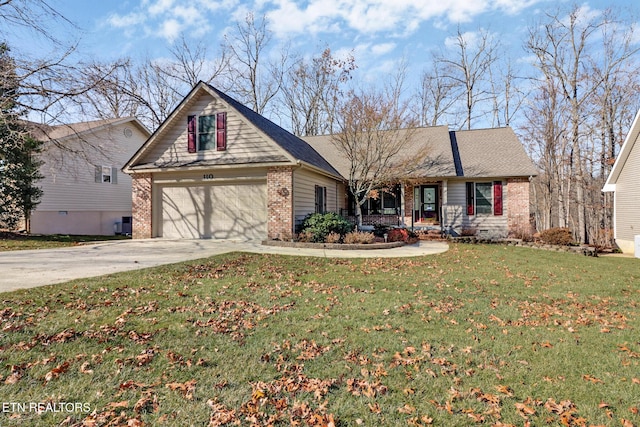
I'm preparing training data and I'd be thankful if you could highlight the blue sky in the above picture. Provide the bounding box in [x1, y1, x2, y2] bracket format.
[34, 0, 636, 82]
[4, 0, 639, 107]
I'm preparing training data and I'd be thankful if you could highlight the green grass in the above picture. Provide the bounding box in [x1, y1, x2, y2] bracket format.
[0, 232, 130, 251]
[0, 244, 639, 426]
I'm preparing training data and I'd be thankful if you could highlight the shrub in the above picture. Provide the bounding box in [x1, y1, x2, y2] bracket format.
[373, 223, 390, 237]
[296, 230, 315, 243]
[539, 227, 574, 246]
[509, 226, 534, 242]
[325, 232, 342, 243]
[387, 228, 409, 242]
[344, 231, 375, 244]
[300, 212, 354, 243]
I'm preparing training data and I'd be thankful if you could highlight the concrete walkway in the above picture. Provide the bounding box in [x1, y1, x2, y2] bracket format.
[0, 239, 448, 292]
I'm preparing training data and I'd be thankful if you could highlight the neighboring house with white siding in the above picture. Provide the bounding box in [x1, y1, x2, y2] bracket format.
[29, 118, 149, 235]
[124, 81, 536, 241]
[603, 109, 640, 255]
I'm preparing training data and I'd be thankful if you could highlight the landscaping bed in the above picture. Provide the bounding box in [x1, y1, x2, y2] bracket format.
[450, 236, 598, 256]
[262, 239, 406, 250]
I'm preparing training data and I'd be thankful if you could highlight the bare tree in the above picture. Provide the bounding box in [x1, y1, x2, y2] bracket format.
[525, 5, 639, 244]
[282, 47, 355, 136]
[488, 58, 526, 127]
[416, 58, 459, 127]
[72, 34, 229, 130]
[437, 27, 499, 130]
[222, 13, 288, 116]
[164, 34, 228, 89]
[332, 89, 420, 227]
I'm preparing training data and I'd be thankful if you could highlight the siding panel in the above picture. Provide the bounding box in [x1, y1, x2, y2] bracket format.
[293, 168, 344, 226]
[139, 92, 287, 166]
[446, 180, 508, 238]
[616, 131, 640, 244]
[35, 124, 146, 212]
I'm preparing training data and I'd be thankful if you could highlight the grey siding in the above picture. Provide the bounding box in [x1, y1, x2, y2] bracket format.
[139, 92, 287, 166]
[616, 131, 640, 243]
[293, 168, 343, 226]
[446, 180, 508, 238]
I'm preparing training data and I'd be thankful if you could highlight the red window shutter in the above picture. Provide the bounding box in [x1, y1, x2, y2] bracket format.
[466, 182, 475, 216]
[187, 115, 196, 153]
[493, 181, 503, 216]
[216, 112, 227, 151]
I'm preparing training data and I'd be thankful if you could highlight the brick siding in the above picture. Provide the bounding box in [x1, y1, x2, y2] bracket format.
[132, 173, 153, 239]
[506, 177, 531, 235]
[267, 166, 293, 240]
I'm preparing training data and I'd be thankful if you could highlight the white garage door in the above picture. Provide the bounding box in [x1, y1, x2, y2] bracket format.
[161, 182, 267, 240]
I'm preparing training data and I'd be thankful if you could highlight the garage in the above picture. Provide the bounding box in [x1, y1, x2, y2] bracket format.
[160, 182, 267, 240]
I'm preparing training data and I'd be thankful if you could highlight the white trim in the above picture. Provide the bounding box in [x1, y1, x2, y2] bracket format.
[603, 108, 640, 191]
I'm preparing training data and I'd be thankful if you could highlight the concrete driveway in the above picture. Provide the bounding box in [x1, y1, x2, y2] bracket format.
[0, 239, 449, 293]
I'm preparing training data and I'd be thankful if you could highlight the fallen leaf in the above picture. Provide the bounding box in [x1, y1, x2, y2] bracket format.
[398, 404, 415, 414]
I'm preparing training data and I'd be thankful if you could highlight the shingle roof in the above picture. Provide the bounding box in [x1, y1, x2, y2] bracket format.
[303, 126, 537, 179]
[454, 127, 538, 178]
[208, 84, 342, 178]
[26, 118, 148, 141]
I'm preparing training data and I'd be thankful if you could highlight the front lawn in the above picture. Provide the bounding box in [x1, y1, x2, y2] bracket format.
[0, 232, 130, 251]
[1, 244, 639, 426]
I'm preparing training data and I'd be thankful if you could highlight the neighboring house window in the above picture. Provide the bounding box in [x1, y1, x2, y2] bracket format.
[315, 185, 327, 214]
[95, 166, 118, 184]
[187, 112, 227, 153]
[466, 181, 503, 216]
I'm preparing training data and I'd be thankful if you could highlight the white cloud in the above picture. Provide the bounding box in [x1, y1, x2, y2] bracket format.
[371, 42, 396, 56]
[148, 0, 176, 16]
[262, 0, 545, 40]
[159, 18, 182, 41]
[108, 12, 147, 28]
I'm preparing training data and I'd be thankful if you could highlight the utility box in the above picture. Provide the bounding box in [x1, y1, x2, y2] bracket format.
[635, 235, 640, 259]
[121, 216, 132, 235]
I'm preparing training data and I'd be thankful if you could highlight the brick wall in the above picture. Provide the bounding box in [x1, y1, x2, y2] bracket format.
[267, 166, 293, 240]
[506, 177, 531, 235]
[132, 173, 153, 239]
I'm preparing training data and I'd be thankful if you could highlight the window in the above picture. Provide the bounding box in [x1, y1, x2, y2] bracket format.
[198, 115, 216, 151]
[348, 186, 400, 216]
[95, 166, 117, 184]
[466, 181, 503, 216]
[475, 183, 492, 214]
[315, 185, 327, 214]
[187, 112, 227, 153]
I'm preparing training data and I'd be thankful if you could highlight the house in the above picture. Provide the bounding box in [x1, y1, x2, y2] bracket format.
[304, 126, 537, 238]
[603, 109, 640, 255]
[124, 81, 536, 241]
[29, 118, 150, 235]
[123, 81, 344, 240]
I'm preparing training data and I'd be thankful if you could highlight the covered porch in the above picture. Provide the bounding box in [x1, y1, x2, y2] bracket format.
[341, 181, 449, 232]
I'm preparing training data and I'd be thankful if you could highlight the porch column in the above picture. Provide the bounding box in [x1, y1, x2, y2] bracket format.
[441, 180, 448, 233]
[400, 182, 405, 227]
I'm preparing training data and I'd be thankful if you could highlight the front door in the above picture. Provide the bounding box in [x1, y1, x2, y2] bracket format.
[414, 185, 439, 223]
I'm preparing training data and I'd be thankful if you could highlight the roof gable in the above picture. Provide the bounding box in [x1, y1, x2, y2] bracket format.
[125, 82, 341, 178]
